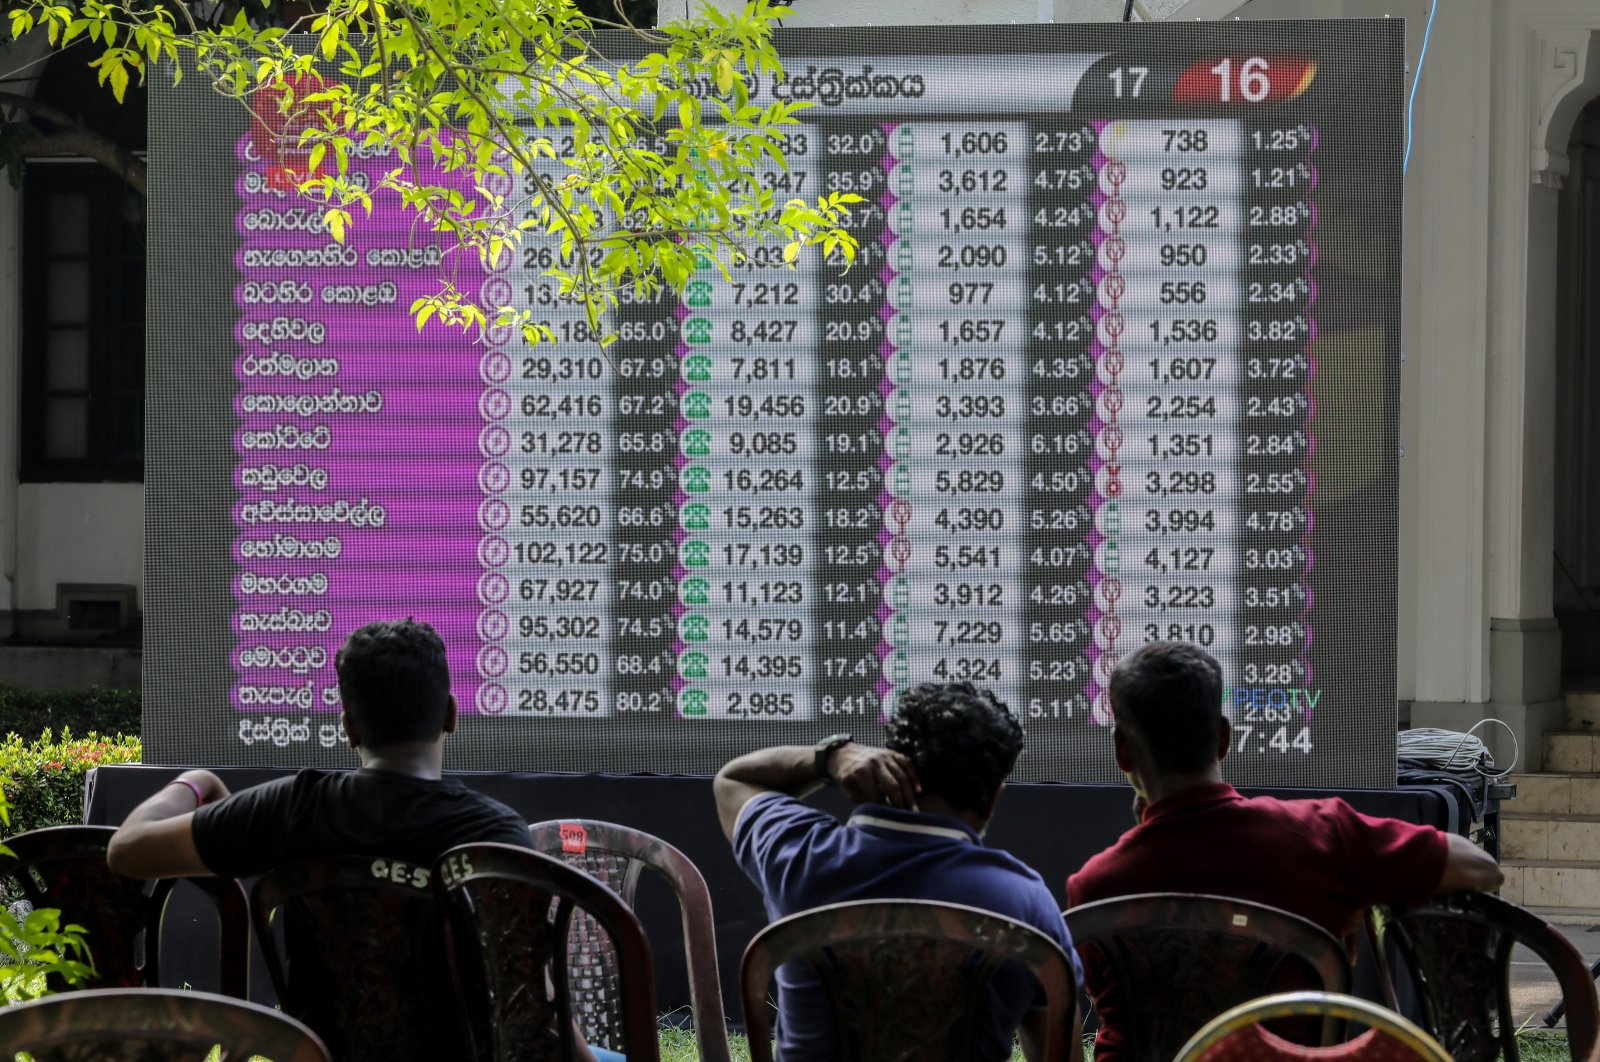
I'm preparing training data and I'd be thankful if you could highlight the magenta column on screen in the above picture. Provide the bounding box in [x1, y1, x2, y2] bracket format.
[230, 133, 489, 742]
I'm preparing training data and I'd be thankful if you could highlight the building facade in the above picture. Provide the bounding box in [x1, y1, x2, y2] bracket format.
[2, 0, 1598, 775]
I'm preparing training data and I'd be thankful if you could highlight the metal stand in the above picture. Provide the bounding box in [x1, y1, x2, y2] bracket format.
[1543, 956, 1600, 1027]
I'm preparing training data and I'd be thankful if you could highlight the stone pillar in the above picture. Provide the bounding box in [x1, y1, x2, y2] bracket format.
[0, 34, 49, 641]
[1480, 19, 1600, 769]
[1406, 0, 1497, 736]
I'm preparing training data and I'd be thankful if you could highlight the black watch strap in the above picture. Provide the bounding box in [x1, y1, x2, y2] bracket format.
[814, 733, 853, 782]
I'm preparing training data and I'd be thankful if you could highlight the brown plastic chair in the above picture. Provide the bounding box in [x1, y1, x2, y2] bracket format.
[433, 841, 662, 1062]
[0, 824, 249, 996]
[1064, 893, 1351, 1062]
[1175, 992, 1452, 1062]
[251, 854, 472, 1062]
[740, 898, 1079, 1062]
[528, 818, 729, 1061]
[1371, 891, 1600, 1062]
[0, 985, 330, 1061]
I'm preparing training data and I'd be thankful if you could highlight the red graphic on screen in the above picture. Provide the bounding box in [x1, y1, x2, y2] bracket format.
[1173, 55, 1316, 104]
[250, 72, 329, 191]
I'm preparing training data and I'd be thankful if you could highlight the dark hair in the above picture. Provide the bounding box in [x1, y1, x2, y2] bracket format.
[335, 619, 452, 748]
[1109, 641, 1224, 774]
[885, 682, 1025, 813]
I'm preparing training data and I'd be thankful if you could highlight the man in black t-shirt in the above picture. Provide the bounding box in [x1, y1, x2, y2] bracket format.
[107, 618, 536, 1059]
[108, 617, 530, 877]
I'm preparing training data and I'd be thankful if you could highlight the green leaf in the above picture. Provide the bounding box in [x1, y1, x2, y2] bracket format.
[323, 208, 347, 243]
[107, 60, 129, 103]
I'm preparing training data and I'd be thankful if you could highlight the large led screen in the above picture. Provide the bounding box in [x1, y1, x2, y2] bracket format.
[147, 19, 1403, 784]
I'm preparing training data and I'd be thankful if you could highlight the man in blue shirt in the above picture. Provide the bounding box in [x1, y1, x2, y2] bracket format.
[715, 682, 1080, 1062]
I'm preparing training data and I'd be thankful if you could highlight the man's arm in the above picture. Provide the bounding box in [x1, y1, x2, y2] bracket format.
[1435, 831, 1504, 893]
[713, 744, 920, 841]
[105, 770, 230, 879]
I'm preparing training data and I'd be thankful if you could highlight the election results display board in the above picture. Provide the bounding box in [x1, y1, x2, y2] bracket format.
[146, 20, 1403, 784]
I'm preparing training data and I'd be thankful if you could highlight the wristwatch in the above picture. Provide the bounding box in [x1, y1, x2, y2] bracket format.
[814, 733, 854, 782]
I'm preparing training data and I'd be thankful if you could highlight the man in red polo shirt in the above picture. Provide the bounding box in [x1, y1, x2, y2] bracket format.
[1067, 641, 1502, 1061]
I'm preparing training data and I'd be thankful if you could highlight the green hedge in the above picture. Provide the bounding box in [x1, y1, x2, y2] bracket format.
[0, 732, 142, 836]
[0, 687, 140, 745]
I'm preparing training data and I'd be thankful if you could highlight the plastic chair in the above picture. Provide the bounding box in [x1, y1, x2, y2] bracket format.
[433, 841, 662, 1062]
[528, 818, 729, 1061]
[250, 854, 472, 1062]
[0, 985, 330, 1061]
[1371, 891, 1600, 1062]
[1175, 991, 1451, 1062]
[740, 898, 1079, 1062]
[1065, 893, 1351, 1062]
[0, 824, 249, 996]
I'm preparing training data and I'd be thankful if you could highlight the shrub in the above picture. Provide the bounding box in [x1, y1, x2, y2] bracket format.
[0, 790, 95, 1003]
[0, 687, 140, 745]
[0, 732, 142, 836]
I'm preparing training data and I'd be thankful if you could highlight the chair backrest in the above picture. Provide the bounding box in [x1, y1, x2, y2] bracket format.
[250, 854, 470, 1062]
[1064, 892, 1351, 1062]
[1175, 991, 1453, 1062]
[739, 898, 1079, 1062]
[0, 824, 250, 996]
[0, 985, 331, 1061]
[1374, 891, 1600, 1062]
[433, 842, 661, 1062]
[527, 818, 729, 1061]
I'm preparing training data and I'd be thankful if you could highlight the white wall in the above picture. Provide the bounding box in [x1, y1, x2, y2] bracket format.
[13, 483, 144, 611]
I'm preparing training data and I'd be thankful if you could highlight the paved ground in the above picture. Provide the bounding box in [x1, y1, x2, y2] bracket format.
[1510, 919, 1600, 1029]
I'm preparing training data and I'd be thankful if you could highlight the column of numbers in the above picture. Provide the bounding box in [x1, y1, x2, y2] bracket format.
[674, 150, 821, 721]
[1097, 121, 1246, 691]
[499, 164, 614, 716]
[1021, 120, 1099, 726]
[895, 123, 1029, 701]
[608, 262, 678, 721]
[1232, 119, 1320, 757]
[815, 121, 890, 724]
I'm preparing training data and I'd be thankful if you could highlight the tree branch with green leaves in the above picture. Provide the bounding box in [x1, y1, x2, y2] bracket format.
[6, 0, 860, 346]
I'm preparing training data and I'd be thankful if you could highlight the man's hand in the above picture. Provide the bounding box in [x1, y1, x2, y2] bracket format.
[713, 742, 925, 841]
[830, 745, 920, 811]
[1436, 831, 1503, 893]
